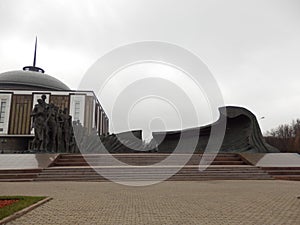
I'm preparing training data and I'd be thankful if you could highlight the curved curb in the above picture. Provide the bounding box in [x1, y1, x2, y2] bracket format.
[0, 197, 52, 225]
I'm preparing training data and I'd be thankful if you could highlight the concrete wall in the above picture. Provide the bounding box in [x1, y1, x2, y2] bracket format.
[0, 136, 33, 153]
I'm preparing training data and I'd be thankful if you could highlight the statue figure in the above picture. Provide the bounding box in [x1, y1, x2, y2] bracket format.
[41, 94, 47, 107]
[31, 99, 47, 151]
[69, 127, 77, 153]
[62, 108, 72, 152]
[57, 109, 65, 152]
[46, 103, 57, 152]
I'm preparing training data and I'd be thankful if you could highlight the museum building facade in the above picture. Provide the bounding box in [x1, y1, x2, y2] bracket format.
[0, 67, 109, 152]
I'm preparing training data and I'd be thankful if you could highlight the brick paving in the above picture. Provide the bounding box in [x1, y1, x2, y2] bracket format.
[0, 180, 299, 225]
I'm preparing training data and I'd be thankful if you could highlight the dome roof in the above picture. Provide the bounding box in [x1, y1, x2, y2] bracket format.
[0, 70, 70, 91]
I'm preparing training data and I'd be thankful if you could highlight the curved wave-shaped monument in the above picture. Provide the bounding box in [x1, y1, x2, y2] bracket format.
[152, 106, 279, 153]
[100, 130, 157, 153]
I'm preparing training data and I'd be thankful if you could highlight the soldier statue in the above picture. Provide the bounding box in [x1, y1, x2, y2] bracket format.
[31, 99, 47, 151]
[31, 95, 77, 153]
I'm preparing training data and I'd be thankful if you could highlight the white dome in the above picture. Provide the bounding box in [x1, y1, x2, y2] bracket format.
[0, 70, 70, 91]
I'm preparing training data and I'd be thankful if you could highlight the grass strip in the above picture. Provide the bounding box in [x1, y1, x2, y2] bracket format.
[0, 196, 46, 220]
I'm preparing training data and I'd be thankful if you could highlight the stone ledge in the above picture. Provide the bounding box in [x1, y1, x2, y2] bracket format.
[0, 197, 52, 224]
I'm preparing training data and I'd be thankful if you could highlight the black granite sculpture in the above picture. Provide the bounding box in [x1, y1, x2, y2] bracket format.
[31, 99, 47, 151]
[152, 106, 279, 153]
[31, 101, 278, 154]
[72, 106, 278, 154]
[31, 95, 77, 153]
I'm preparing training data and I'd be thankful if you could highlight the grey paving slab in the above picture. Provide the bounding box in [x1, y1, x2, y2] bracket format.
[255, 153, 300, 167]
[241, 153, 300, 167]
[0, 154, 58, 169]
[0, 180, 299, 225]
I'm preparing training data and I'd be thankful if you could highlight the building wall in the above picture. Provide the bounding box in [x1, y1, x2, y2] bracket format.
[84, 96, 94, 132]
[9, 95, 33, 134]
[50, 95, 69, 110]
[0, 136, 32, 152]
[0, 93, 12, 134]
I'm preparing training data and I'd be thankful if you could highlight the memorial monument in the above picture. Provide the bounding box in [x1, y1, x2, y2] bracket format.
[0, 39, 278, 154]
[31, 95, 76, 153]
[152, 106, 279, 153]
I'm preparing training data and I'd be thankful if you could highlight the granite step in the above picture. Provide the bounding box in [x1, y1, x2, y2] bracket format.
[272, 175, 300, 181]
[0, 169, 42, 182]
[261, 167, 300, 181]
[52, 160, 246, 167]
[266, 170, 300, 175]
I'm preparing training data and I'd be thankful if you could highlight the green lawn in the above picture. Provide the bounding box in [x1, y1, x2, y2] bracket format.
[0, 196, 46, 220]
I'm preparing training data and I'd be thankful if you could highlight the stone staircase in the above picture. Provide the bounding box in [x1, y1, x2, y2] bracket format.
[50, 153, 247, 166]
[0, 169, 42, 182]
[35, 153, 273, 181]
[261, 167, 300, 181]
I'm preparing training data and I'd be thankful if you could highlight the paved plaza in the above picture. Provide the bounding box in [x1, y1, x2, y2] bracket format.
[0, 180, 299, 225]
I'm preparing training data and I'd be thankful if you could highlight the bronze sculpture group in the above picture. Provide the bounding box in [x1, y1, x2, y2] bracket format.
[31, 95, 76, 153]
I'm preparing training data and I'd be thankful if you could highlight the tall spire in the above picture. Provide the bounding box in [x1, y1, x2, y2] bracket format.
[33, 36, 37, 67]
[23, 37, 45, 73]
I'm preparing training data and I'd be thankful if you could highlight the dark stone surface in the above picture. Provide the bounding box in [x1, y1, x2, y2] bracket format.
[73, 128, 157, 153]
[0, 136, 32, 153]
[152, 106, 279, 153]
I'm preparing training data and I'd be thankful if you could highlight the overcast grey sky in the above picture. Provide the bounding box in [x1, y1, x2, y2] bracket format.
[0, 0, 300, 137]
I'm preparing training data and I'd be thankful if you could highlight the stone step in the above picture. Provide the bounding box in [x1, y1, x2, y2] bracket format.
[36, 164, 272, 181]
[56, 156, 241, 161]
[37, 175, 271, 181]
[54, 159, 243, 166]
[38, 171, 269, 177]
[0, 173, 40, 179]
[40, 167, 265, 173]
[261, 167, 300, 181]
[266, 170, 300, 175]
[43, 167, 260, 172]
[0, 169, 41, 182]
[35, 176, 272, 182]
[272, 175, 300, 181]
[0, 179, 35, 182]
[39, 171, 267, 177]
[59, 153, 239, 158]
[262, 167, 300, 170]
[34, 153, 271, 182]
[0, 169, 42, 174]
[52, 161, 246, 167]
[54, 154, 245, 167]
